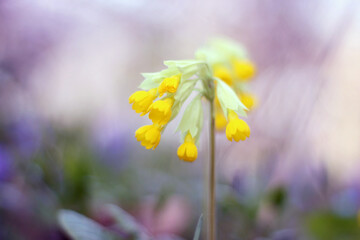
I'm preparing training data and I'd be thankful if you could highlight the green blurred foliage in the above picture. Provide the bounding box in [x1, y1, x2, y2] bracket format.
[305, 211, 360, 240]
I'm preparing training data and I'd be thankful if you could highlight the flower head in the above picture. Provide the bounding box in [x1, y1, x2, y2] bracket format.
[232, 59, 256, 81]
[158, 74, 181, 96]
[226, 110, 250, 142]
[129, 89, 157, 116]
[177, 132, 198, 162]
[130, 38, 255, 160]
[135, 124, 162, 150]
[148, 98, 174, 125]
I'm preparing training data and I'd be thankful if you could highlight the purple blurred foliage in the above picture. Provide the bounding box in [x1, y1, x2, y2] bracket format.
[7, 117, 42, 157]
[155, 234, 185, 240]
[271, 228, 297, 240]
[0, 0, 70, 83]
[0, 146, 13, 181]
[231, 171, 247, 197]
[287, 164, 328, 211]
[331, 185, 360, 217]
[41, 229, 69, 240]
[90, 116, 131, 169]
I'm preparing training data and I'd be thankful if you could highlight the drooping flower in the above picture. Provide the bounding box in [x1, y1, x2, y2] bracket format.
[177, 132, 198, 162]
[129, 89, 157, 116]
[135, 124, 162, 150]
[158, 74, 181, 96]
[213, 65, 233, 86]
[240, 93, 257, 111]
[148, 98, 175, 125]
[225, 110, 250, 142]
[232, 59, 256, 81]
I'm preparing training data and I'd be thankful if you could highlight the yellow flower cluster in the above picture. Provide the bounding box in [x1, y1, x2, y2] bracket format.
[212, 58, 256, 141]
[129, 78, 178, 150]
[129, 38, 256, 162]
[128, 89, 157, 116]
[213, 59, 257, 142]
[194, 38, 257, 140]
[129, 64, 202, 162]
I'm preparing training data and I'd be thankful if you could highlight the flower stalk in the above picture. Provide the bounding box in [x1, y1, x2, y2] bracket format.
[202, 75, 216, 240]
[208, 93, 216, 240]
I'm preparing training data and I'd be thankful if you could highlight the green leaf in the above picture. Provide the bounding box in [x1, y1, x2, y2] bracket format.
[216, 78, 247, 118]
[58, 210, 117, 240]
[176, 95, 203, 142]
[193, 214, 203, 240]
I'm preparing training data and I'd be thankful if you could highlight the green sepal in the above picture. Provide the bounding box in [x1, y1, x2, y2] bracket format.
[169, 77, 200, 122]
[139, 67, 180, 90]
[164, 60, 206, 80]
[164, 60, 205, 68]
[216, 78, 247, 119]
[234, 81, 251, 93]
[176, 95, 203, 142]
[175, 79, 198, 103]
[195, 47, 229, 67]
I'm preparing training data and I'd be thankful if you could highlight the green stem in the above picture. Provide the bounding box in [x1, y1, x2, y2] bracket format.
[208, 97, 216, 240]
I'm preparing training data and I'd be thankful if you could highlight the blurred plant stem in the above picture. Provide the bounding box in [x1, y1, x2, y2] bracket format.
[202, 75, 216, 240]
[208, 97, 216, 240]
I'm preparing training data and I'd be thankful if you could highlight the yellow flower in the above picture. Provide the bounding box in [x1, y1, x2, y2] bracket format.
[129, 89, 157, 116]
[135, 124, 161, 150]
[215, 112, 227, 131]
[158, 74, 181, 96]
[225, 110, 250, 142]
[213, 65, 233, 85]
[240, 93, 257, 111]
[148, 98, 174, 125]
[232, 59, 256, 81]
[177, 132, 198, 162]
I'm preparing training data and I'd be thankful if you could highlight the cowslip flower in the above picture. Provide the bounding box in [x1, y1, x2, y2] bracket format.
[177, 132, 198, 162]
[129, 89, 157, 116]
[135, 124, 162, 150]
[130, 38, 256, 162]
[148, 97, 174, 125]
[158, 74, 181, 96]
[129, 38, 257, 240]
[232, 59, 256, 81]
[225, 110, 250, 142]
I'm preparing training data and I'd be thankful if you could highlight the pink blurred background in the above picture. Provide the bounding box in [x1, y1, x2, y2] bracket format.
[2, 0, 359, 182]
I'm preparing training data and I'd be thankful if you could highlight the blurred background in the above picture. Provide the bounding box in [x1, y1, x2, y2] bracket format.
[1, 0, 360, 239]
